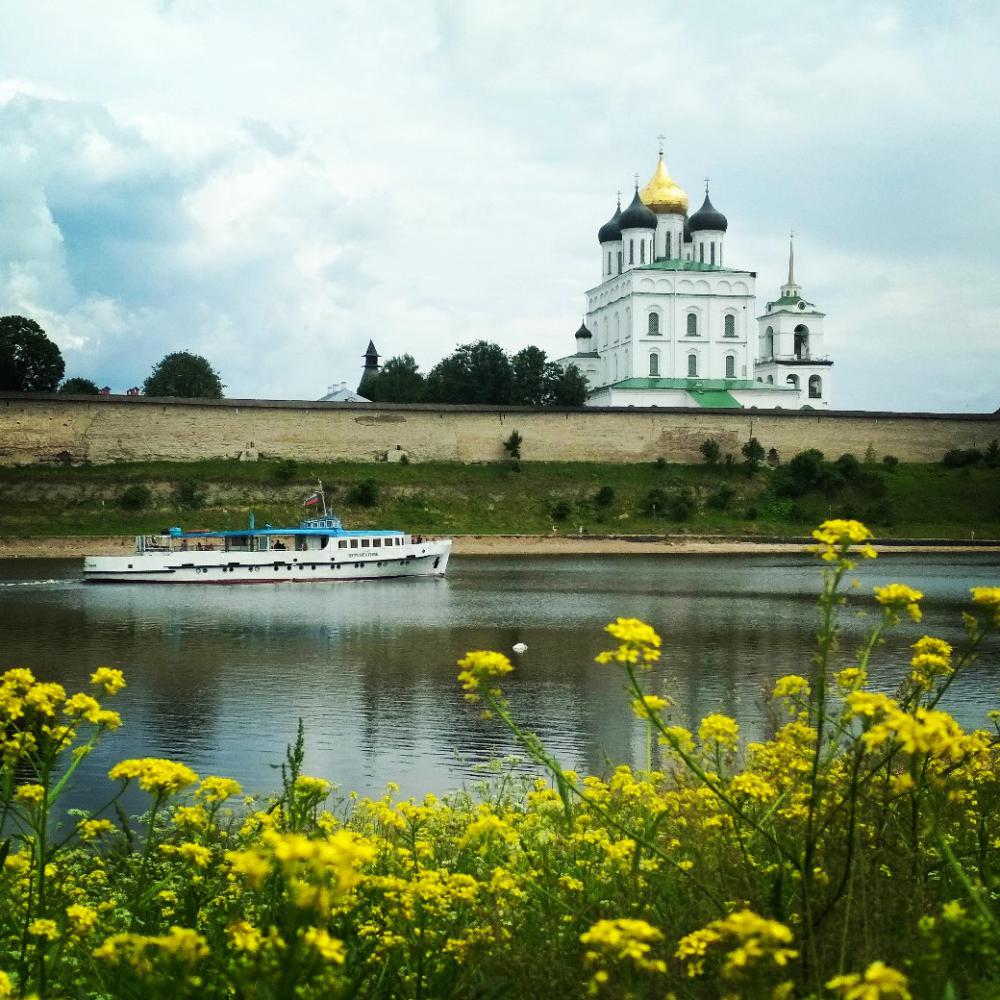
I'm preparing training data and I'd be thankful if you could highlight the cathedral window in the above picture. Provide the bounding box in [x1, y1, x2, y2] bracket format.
[766, 375, 774, 384]
[786, 374, 800, 390]
[666, 233, 672, 259]
[710, 242, 716, 265]
[648, 313, 660, 336]
[607, 251, 612, 276]
[629, 240, 634, 264]
[699, 244, 704, 263]
[724, 315, 736, 338]
[617, 251, 622, 274]
[809, 375, 822, 398]
[686, 313, 697, 337]
[794, 325, 809, 359]
[725, 355, 735, 378]
[764, 326, 774, 357]
[640, 241, 645, 264]
[648, 352, 659, 376]
[687, 353, 698, 377]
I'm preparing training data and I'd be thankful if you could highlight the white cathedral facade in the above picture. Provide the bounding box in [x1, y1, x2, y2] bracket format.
[558, 148, 833, 409]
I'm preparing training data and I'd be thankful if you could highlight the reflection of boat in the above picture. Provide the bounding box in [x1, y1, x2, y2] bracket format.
[83, 487, 451, 584]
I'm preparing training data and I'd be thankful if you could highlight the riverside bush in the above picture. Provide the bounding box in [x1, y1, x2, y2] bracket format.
[1, 521, 998, 998]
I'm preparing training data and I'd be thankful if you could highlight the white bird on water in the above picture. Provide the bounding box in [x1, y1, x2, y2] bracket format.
[512, 642, 528, 654]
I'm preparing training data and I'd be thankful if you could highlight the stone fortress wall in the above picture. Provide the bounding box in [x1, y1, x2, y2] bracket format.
[1, 393, 998, 467]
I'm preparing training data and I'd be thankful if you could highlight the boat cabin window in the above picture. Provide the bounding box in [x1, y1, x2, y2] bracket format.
[349, 539, 358, 549]
[372, 538, 381, 548]
[361, 539, 369, 547]
[338, 540, 348, 548]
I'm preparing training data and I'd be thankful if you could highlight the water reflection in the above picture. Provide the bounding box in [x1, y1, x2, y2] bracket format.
[0, 553, 997, 815]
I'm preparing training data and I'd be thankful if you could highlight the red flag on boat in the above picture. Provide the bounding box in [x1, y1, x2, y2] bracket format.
[303, 493, 321, 507]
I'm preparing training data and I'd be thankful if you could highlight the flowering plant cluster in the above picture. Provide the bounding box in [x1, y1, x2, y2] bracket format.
[0, 521, 997, 998]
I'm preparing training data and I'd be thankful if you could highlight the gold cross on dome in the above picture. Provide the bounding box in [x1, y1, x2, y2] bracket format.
[656, 133, 666, 155]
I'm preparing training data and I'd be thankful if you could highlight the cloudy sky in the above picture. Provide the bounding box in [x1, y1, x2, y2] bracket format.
[1, 1, 997, 411]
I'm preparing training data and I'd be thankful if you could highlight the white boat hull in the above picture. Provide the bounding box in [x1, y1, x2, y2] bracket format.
[83, 539, 452, 584]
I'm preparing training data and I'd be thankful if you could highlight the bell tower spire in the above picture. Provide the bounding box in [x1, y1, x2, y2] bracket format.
[781, 230, 801, 299]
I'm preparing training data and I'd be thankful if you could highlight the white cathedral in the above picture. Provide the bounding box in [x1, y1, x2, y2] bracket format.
[558, 146, 833, 409]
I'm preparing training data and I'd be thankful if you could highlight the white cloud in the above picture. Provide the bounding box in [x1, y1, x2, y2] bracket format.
[0, 1, 996, 410]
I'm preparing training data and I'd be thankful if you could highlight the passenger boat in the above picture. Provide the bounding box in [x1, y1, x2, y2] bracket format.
[83, 487, 451, 584]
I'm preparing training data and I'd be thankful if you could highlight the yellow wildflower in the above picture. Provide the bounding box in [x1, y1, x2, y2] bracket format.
[78, 818, 114, 841]
[108, 758, 198, 795]
[28, 919, 59, 941]
[14, 783, 45, 805]
[971, 586, 1000, 625]
[90, 667, 126, 695]
[827, 960, 911, 999]
[595, 617, 662, 669]
[173, 805, 209, 830]
[730, 772, 777, 802]
[155, 926, 209, 964]
[811, 519, 877, 563]
[302, 927, 346, 963]
[698, 713, 740, 750]
[580, 917, 666, 974]
[873, 583, 923, 623]
[66, 904, 99, 936]
[162, 842, 211, 868]
[457, 650, 514, 702]
[228, 921, 264, 953]
[835, 667, 867, 692]
[293, 775, 332, 798]
[195, 776, 243, 803]
[0, 971, 13, 1000]
[942, 900, 966, 922]
[773, 675, 809, 699]
[226, 849, 273, 889]
[631, 694, 669, 719]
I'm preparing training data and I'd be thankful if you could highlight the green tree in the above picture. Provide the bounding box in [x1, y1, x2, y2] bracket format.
[143, 351, 224, 398]
[510, 347, 556, 406]
[58, 377, 101, 394]
[549, 363, 589, 407]
[0, 315, 65, 392]
[361, 354, 426, 403]
[699, 438, 721, 465]
[741, 436, 765, 470]
[424, 341, 512, 405]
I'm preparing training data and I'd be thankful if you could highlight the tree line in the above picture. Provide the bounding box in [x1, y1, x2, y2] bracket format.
[0, 315, 223, 398]
[358, 341, 589, 406]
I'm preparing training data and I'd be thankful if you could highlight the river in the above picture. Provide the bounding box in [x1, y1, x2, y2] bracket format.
[0, 553, 997, 815]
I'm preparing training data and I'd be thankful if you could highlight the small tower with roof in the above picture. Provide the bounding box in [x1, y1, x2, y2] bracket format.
[754, 234, 833, 407]
[362, 340, 380, 376]
[597, 197, 623, 280]
[618, 181, 658, 270]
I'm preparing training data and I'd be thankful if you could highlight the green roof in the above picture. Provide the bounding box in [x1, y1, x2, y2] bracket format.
[768, 294, 817, 308]
[689, 389, 741, 408]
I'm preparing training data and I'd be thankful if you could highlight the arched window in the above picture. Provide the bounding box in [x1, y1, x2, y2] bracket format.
[710, 242, 716, 265]
[786, 374, 800, 390]
[724, 315, 736, 338]
[607, 251, 612, 276]
[764, 326, 774, 357]
[648, 352, 659, 376]
[766, 375, 774, 384]
[614, 315, 620, 343]
[725, 355, 736, 378]
[794, 325, 809, 359]
[686, 313, 697, 337]
[665, 232, 672, 259]
[648, 312, 660, 336]
[687, 353, 698, 377]
[640, 240, 645, 264]
[629, 240, 634, 264]
[699, 243, 705, 263]
[809, 375, 822, 399]
[617, 250, 622, 274]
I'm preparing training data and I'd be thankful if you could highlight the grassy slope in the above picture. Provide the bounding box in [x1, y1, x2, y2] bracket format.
[1, 458, 998, 540]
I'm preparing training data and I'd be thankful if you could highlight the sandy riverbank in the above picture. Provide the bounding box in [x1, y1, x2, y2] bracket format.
[2, 534, 998, 559]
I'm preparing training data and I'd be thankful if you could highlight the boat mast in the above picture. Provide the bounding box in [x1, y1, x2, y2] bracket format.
[318, 481, 328, 517]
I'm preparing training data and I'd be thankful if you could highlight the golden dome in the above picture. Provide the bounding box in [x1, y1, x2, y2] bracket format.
[639, 155, 688, 215]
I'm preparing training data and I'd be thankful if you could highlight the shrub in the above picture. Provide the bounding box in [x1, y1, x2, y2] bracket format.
[698, 438, 721, 465]
[666, 487, 697, 521]
[118, 484, 152, 511]
[654, 456, 667, 470]
[882, 455, 899, 470]
[833, 453, 861, 480]
[346, 479, 380, 507]
[170, 481, 205, 510]
[986, 440, 1000, 469]
[741, 436, 765, 469]
[706, 484, 736, 510]
[943, 448, 983, 468]
[594, 485, 616, 508]
[550, 499, 572, 521]
[642, 487, 670, 517]
[273, 458, 298, 483]
[503, 431, 523, 461]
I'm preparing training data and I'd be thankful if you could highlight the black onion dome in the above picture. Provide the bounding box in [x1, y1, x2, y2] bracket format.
[575, 322, 593, 339]
[618, 189, 657, 230]
[597, 204, 622, 244]
[688, 193, 728, 233]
